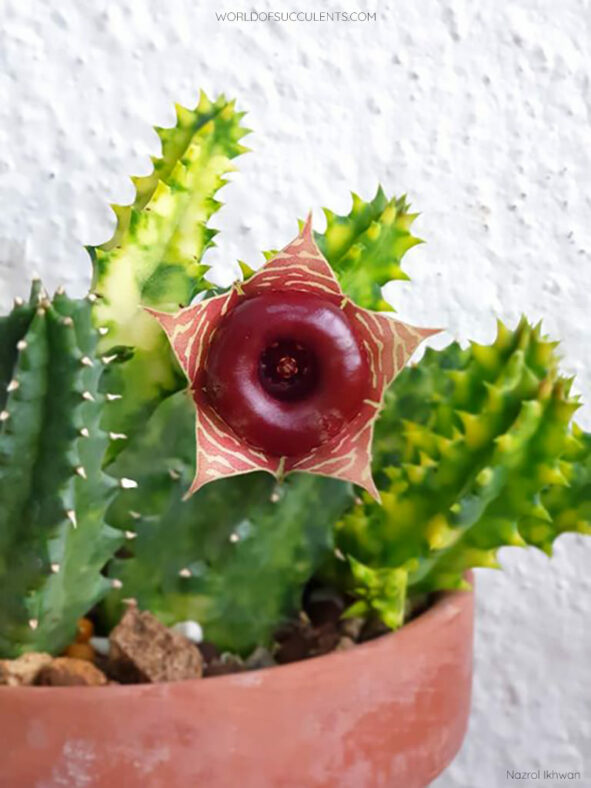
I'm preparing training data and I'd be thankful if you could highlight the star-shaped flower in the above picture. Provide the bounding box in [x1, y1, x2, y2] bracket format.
[147, 217, 435, 499]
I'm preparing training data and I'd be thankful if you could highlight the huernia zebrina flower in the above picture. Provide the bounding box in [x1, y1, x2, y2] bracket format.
[147, 216, 436, 498]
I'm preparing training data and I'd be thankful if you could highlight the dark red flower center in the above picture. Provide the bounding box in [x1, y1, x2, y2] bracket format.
[258, 339, 318, 401]
[204, 291, 369, 457]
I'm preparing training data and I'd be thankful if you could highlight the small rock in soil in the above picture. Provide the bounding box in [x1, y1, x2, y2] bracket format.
[64, 642, 95, 661]
[335, 636, 356, 652]
[93, 652, 111, 678]
[339, 616, 365, 641]
[171, 620, 203, 644]
[244, 646, 276, 671]
[274, 613, 340, 664]
[197, 641, 220, 666]
[108, 603, 203, 683]
[89, 636, 110, 656]
[75, 617, 94, 643]
[314, 623, 341, 656]
[0, 652, 52, 686]
[304, 587, 346, 627]
[36, 657, 107, 687]
[274, 617, 317, 664]
[359, 616, 391, 642]
[203, 653, 244, 678]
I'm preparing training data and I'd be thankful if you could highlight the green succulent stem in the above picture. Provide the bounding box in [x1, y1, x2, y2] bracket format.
[89, 93, 250, 458]
[335, 318, 590, 629]
[315, 188, 422, 312]
[247, 188, 421, 313]
[0, 286, 123, 656]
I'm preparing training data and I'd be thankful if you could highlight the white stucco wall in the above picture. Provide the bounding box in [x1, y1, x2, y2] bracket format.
[1, 1, 590, 785]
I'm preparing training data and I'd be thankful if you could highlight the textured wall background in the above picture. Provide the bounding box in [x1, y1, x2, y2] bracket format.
[1, 0, 590, 784]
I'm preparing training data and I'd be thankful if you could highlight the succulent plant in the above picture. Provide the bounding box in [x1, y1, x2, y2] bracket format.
[0, 284, 123, 657]
[333, 320, 591, 625]
[0, 90, 589, 660]
[88, 92, 250, 461]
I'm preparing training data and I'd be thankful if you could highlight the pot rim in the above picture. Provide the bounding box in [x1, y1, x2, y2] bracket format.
[0, 579, 473, 695]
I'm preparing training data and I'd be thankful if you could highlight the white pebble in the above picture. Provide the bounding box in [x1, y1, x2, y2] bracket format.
[90, 636, 110, 656]
[171, 620, 203, 644]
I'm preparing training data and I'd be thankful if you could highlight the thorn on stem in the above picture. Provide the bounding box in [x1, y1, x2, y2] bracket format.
[75, 466, 87, 480]
[66, 509, 77, 528]
[120, 477, 138, 490]
[111, 578, 123, 589]
[16, 339, 28, 351]
[0, 411, 10, 422]
[80, 356, 94, 367]
[178, 568, 192, 578]
[28, 618, 39, 631]
[50, 563, 60, 574]
[6, 380, 19, 393]
[79, 427, 90, 438]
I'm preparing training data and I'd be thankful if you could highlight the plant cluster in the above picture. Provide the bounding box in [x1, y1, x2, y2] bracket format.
[1, 92, 589, 659]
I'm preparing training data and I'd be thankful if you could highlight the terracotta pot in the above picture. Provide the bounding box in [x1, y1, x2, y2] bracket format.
[1, 584, 474, 788]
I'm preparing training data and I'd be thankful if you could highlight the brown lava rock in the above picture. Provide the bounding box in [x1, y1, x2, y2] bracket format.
[0, 652, 53, 686]
[304, 587, 346, 628]
[197, 641, 220, 666]
[36, 657, 107, 687]
[108, 603, 203, 683]
[274, 616, 316, 664]
[274, 613, 341, 665]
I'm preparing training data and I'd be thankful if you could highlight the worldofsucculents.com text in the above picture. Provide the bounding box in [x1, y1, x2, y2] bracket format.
[214, 10, 377, 23]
